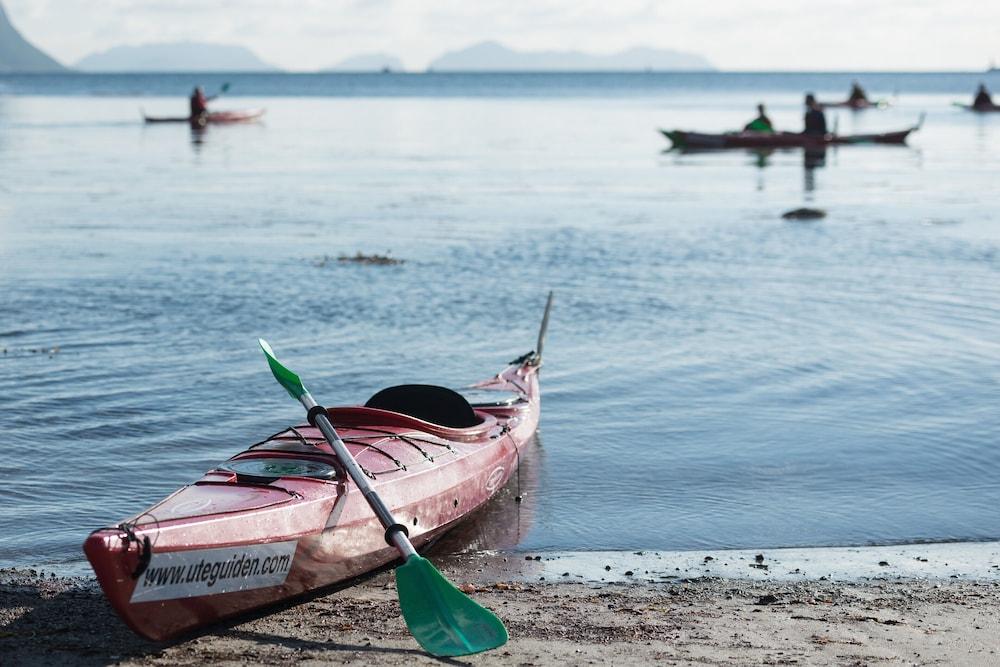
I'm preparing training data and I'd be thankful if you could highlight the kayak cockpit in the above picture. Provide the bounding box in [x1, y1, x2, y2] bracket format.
[365, 384, 481, 428]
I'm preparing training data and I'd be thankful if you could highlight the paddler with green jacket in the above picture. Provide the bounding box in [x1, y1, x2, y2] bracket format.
[743, 103, 774, 133]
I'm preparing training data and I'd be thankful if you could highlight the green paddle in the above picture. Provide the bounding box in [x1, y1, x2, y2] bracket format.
[258, 339, 508, 657]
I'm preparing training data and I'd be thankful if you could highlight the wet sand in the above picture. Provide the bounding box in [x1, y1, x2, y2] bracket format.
[3, 557, 1000, 666]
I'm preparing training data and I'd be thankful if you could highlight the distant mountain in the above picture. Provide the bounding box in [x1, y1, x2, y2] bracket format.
[0, 1, 66, 72]
[326, 53, 404, 72]
[76, 42, 279, 72]
[428, 40, 713, 72]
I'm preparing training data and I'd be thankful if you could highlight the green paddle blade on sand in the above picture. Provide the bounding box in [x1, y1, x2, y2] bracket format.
[258, 339, 307, 399]
[396, 555, 508, 657]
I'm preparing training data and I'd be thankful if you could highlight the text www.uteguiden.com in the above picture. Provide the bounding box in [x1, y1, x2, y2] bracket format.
[140, 552, 292, 589]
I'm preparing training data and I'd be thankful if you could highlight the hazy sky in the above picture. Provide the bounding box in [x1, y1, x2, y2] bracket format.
[6, 0, 999, 71]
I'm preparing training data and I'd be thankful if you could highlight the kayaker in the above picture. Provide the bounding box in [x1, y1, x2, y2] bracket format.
[743, 104, 775, 133]
[189, 86, 217, 119]
[848, 80, 868, 104]
[803, 93, 827, 136]
[973, 83, 994, 108]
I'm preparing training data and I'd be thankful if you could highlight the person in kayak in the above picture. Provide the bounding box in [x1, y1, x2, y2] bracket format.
[189, 86, 217, 120]
[803, 94, 828, 135]
[743, 104, 774, 133]
[847, 80, 869, 104]
[973, 83, 994, 108]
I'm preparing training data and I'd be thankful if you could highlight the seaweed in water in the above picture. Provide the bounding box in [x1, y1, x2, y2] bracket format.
[314, 252, 404, 267]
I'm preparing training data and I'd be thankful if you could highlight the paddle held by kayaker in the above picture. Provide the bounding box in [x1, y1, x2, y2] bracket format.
[803, 93, 828, 135]
[973, 83, 993, 109]
[743, 103, 775, 133]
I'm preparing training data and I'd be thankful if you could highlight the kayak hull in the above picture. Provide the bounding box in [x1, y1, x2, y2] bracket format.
[143, 109, 266, 126]
[661, 128, 915, 149]
[84, 361, 539, 641]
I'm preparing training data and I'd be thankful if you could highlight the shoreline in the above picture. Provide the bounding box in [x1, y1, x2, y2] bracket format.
[15, 538, 1000, 582]
[4, 542, 1000, 665]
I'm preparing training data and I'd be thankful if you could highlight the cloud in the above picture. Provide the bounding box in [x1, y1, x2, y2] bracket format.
[5, 0, 999, 71]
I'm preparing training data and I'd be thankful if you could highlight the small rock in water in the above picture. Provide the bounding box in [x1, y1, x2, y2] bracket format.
[879, 561, 890, 567]
[755, 554, 765, 563]
[782, 207, 827, 220]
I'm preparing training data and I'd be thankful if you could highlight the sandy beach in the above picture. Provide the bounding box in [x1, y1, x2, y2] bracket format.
[4, 547, 1000, 666]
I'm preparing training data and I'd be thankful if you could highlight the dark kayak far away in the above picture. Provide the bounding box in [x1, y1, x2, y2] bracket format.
[661, 121, 921, 150]
[952, 102, 1000, 113]
[142, 108, 266, 126]
[817, 98, 890, 110]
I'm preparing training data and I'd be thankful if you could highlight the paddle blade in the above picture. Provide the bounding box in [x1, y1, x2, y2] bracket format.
[396, 556, 508, 657]
[221, 82, 231, 93]
[258, 339, 307, 399]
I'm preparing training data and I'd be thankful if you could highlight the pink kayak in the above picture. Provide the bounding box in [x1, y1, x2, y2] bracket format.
[142, 108, 266, 126]
[83, 302, 549, 641]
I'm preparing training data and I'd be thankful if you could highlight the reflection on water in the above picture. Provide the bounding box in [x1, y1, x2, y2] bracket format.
[190, 125, 207, 149]
[431, 435, 543, 555]
[803, 147, 826, 194]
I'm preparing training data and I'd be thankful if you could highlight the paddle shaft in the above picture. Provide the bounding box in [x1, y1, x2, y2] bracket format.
[299, 391, 417, 560]
[535, 291, 553, 362]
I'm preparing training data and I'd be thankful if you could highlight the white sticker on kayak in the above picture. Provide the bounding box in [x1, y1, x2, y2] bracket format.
[130, 540, 297, 603]
[485, 466, 505, 492]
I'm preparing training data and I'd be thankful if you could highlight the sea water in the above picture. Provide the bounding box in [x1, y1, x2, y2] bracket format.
[1, 72, 999, 573]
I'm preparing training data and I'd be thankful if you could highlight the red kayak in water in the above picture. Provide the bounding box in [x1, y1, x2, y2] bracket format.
[83, 298, 550, 641]
[661, 124, 918, 150]
[142, 108, 266, 126]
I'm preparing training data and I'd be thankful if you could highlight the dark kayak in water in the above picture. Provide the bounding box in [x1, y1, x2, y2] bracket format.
[953, 102, 1000, 113]
[817, 98, 890, 110]
[142, 109, 266, 126]
[661, 125, 918, 150]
